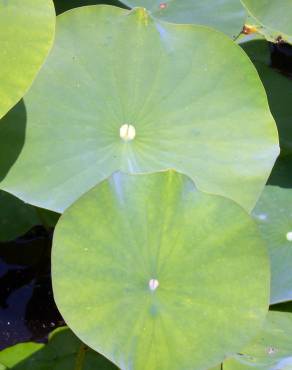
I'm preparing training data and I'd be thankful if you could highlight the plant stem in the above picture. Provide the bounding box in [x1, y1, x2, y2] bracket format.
[74, 343, 88, 370]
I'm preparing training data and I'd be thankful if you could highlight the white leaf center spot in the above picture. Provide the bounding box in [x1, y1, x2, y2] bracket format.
[120, 124, 136, 141]
[286, 231, 292, 241]
[149, 279, 159, 291]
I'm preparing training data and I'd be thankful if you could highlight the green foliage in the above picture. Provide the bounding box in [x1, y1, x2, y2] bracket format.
[0, 327, 117, 369]
[0, 1, 291, 369]
[0, 0, 55, 119]
[0, 6, 278, 213]
[253, 186, 292, 304]
[223, 311, 292, 369]
[121, 0, 246, 38]
[52, 171, 269, 370]
[241, 0, 292, 44]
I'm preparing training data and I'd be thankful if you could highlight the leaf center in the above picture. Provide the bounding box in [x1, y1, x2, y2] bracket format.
[149, 279, 159, 291]
[120, 124, 136, 141]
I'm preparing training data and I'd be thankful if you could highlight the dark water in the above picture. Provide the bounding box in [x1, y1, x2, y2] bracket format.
[270, 42, 292, 76]
[0, 227, 65, 350]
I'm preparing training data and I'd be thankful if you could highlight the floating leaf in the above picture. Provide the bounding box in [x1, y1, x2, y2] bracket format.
[253, 185, 292, 304]
[121, 0, 246, 38]
[0, 6, 279, 213]
[0, 191, 39, 242]
[52, 170, 269, 370]
[241, 0, 292, 44]
[223, 311, 292, 369]
[0, 0, 55, 119]
[241, 38, 292, 156]
[0, 327, 117, 369]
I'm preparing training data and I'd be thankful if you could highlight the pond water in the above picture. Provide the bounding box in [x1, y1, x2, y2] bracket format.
[0, 226, 65, 350]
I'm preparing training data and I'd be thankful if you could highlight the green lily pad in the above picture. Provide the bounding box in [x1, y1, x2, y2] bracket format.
[0, 0, 55, 119]
[240, 38, 292, 156]
[0, 5, 279, 213]
[241, 0, 292, 44]
[0, 327, 117, 369]
[253, 185, 292, 304]
[223, 311, 292, 369]
[0, 191, 39, 242]
[52, 170, 269, 370]
[121, 0, 246, 38]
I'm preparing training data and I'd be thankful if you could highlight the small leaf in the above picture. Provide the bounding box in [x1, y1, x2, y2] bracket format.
[52, 171, 270, 370]
[253, 185, 292, 304]
[0, 0, 55, 119]
[223, 311, 292, 369]
[0, 327, 117, 369]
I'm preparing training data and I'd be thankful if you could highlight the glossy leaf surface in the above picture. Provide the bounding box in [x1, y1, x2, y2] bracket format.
[0, 5, 279, 212]
[121, 0, 246, 38]
[0, 0, 55, 119]
[0, 327, 117, 369]
[241, 0, 292, 44]
[224, 311, 292, 369]
[52, 171, 269, 370]
[253, 186, 292, 304]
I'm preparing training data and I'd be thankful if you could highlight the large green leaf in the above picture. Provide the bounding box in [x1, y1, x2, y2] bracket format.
[241, 0, 292, 44]
[52, 170, 269, 370]
[0, 0, 55, 119]
[121, 0, 246, 38]
[223, 311, 292, 369]
[0, 191, 39, 242]
[240, 38, 292, 156]
[0, 5, 279, 213]
[0, 327, 117, 369]
[253, 185, 292, 304]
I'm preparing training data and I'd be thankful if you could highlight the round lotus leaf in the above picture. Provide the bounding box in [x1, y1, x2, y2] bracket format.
[241, 38, 292, 156]
[52, 170, 270, 370]
[121, 0, 246, 38]
[0, 0, 55, 119]
[0, 5, 279, 213]
[0, 191, 40, 241]
[253, 185, 292, 304]
[241, 0, 292, 44]
[0, 327, 117, 370]
[223, 311, 292, 370]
